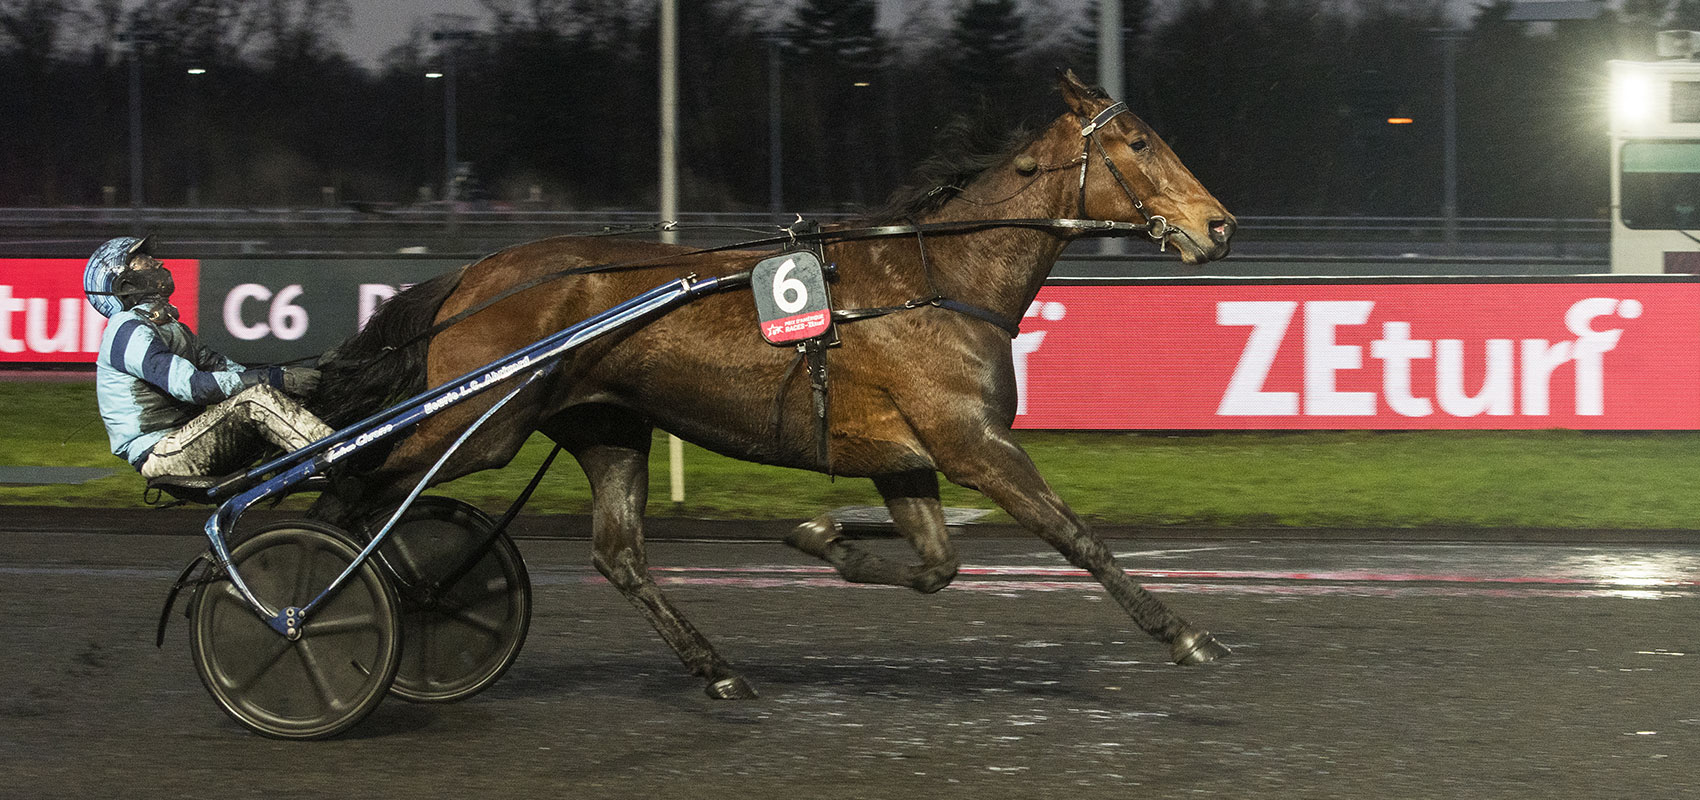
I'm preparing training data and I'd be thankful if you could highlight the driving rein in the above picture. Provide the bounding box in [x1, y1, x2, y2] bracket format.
[393, 102, 1165, 356]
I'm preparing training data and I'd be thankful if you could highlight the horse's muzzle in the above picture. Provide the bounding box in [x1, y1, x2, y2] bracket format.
[1209, 217, 1236, 245]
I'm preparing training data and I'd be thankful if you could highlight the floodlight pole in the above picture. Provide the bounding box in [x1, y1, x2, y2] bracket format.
[660, 0, 686, 507]
[1098, 1, 1126, 255]
[768, 35, 784, 221]
[121, 30, 146, 231]
[431, 22, 475, 242]
[1439, 30, 1463, 250]
[443, 43, 459, 207]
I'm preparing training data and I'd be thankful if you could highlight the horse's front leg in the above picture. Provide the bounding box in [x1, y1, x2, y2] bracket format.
[785, 469, 960, 593]
[939, 432, 1230, 665]
[549, 411, 757, 700]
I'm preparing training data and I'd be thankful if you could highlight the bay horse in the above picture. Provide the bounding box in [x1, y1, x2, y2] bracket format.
[312, 71, 1237, 699]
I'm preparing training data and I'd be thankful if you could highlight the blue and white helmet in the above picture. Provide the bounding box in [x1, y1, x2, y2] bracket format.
[84, 236, 149, 318]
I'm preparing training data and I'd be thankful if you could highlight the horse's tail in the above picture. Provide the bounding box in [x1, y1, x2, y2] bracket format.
[308, 268, 465, 428]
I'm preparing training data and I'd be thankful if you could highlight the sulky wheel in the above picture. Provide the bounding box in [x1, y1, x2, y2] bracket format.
[189, 520, 401, 740]
[366, 496, 531, 704]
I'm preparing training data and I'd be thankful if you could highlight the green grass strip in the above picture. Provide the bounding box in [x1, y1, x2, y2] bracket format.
[3, 381, 1695, 529]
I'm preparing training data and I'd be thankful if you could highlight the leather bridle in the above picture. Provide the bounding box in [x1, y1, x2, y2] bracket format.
[1076, 101, 1173, 249]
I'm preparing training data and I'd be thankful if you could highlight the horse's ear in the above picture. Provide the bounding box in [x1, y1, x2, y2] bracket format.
[1057, 68, 1097, 116]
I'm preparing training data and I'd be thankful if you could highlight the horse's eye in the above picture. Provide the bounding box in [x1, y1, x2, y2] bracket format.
[1129, 139, 1149, 152]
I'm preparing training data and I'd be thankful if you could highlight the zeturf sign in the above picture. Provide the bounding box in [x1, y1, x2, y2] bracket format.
[1011, 279, 1700, 430]
[6, 260, 1698, 429]
[0, 258, 201, 363]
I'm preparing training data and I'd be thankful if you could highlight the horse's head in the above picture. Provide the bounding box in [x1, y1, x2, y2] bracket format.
[1057, 70, 1235, 265]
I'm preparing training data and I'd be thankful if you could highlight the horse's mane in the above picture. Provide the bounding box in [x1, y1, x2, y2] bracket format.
[308, 268, 465, 427]
[859, 117, 1045, 224]
[860, 79, 1107, 224]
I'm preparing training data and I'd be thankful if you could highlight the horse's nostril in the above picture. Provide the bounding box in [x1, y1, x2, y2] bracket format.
[1209, 218, 1235, 243]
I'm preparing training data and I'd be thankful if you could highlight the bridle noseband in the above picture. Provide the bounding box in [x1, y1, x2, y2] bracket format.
[1076, 101, 1172, 248]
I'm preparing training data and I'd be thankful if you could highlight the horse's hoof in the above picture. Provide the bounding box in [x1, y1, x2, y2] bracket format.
[1170, 630, 1232, 665]
[705, 675, 759, 700]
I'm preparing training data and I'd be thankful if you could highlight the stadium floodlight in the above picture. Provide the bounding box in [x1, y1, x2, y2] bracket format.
[1613, 71, 1657, 130]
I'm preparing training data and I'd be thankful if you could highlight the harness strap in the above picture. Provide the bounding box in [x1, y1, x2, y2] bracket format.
[366, 101, 1160, 359]
[381, 216, 1141, 357]
[803, 340, 831, 469]
[768, 339, 834, 473]
[934, 297, 1022, 337]
[832, 296, 1020, 338]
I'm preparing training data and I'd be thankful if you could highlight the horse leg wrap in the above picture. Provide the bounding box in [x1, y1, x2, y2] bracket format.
[784, 516, 902, 584]
[782, 515, 843, 560]
[1044, 528, 1234, 662]
[786, 514, 954, 592]
[593, 550, 757, 698]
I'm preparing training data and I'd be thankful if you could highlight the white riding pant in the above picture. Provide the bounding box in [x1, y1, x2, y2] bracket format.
[139, 384, 334, 479]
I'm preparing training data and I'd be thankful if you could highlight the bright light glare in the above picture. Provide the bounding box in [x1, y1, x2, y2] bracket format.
[1386, 117, 1413, 125]
[425, 71, 444, 79]
[1613, 73, 1655, 129]
[186, 67, 206, 75]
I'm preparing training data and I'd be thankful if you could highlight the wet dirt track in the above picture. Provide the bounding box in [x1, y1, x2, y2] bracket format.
[2, 526, 1697, 799]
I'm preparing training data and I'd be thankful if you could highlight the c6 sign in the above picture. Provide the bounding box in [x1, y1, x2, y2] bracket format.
[1012, 279, 1700, 430]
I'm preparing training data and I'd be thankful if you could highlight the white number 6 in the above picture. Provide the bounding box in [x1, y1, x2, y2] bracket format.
[772, 259, 808, 314]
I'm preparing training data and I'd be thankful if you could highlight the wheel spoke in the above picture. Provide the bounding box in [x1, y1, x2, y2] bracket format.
[435, 604, 508, 639]
[363, 501, 527, 704]
[384, 525, 429, 585]
[403, 615, 429, 678]
[220, 634, 294, 693]
[443, 573, 512, 603]
[292, 636, 342, 713]
[290, 541, 318, 606]
[305, 611, 385, 636]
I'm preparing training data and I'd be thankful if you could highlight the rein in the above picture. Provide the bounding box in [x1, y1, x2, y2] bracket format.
[371, 101, 1165, 356]
[380, 214, 1152, 357]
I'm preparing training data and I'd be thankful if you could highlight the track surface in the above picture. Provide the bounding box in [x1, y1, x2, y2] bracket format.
[3, 525, 1697, 799]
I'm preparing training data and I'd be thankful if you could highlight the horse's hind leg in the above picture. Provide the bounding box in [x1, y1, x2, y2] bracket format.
[940, 432, 1229, 665]
[543, 409, 757, 700]
[785, 469, 960, 593]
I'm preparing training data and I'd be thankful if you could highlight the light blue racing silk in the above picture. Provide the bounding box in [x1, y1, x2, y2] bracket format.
[95, 309, 284, 467]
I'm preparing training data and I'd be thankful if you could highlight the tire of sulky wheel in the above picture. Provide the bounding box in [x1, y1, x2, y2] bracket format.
[189, 520, 402, 740]
[366, 496, 531, 704]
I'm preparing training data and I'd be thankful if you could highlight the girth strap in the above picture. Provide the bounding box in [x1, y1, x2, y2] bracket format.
[769, 338, 834, 473]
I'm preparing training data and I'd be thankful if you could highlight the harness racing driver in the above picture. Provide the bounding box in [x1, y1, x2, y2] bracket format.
[84, 236, 334, 480]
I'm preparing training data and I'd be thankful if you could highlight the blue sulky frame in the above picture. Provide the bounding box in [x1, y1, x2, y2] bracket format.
[195, 272, 748, 640]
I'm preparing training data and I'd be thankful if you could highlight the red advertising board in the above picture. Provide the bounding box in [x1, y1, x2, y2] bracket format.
[1, 258, 200, 364]
[6, 257, 1698, 430]
[1012, 281, 1700, 430]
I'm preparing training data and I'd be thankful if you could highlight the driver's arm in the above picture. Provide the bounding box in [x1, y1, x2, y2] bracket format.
[107, 318, 283, 405]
